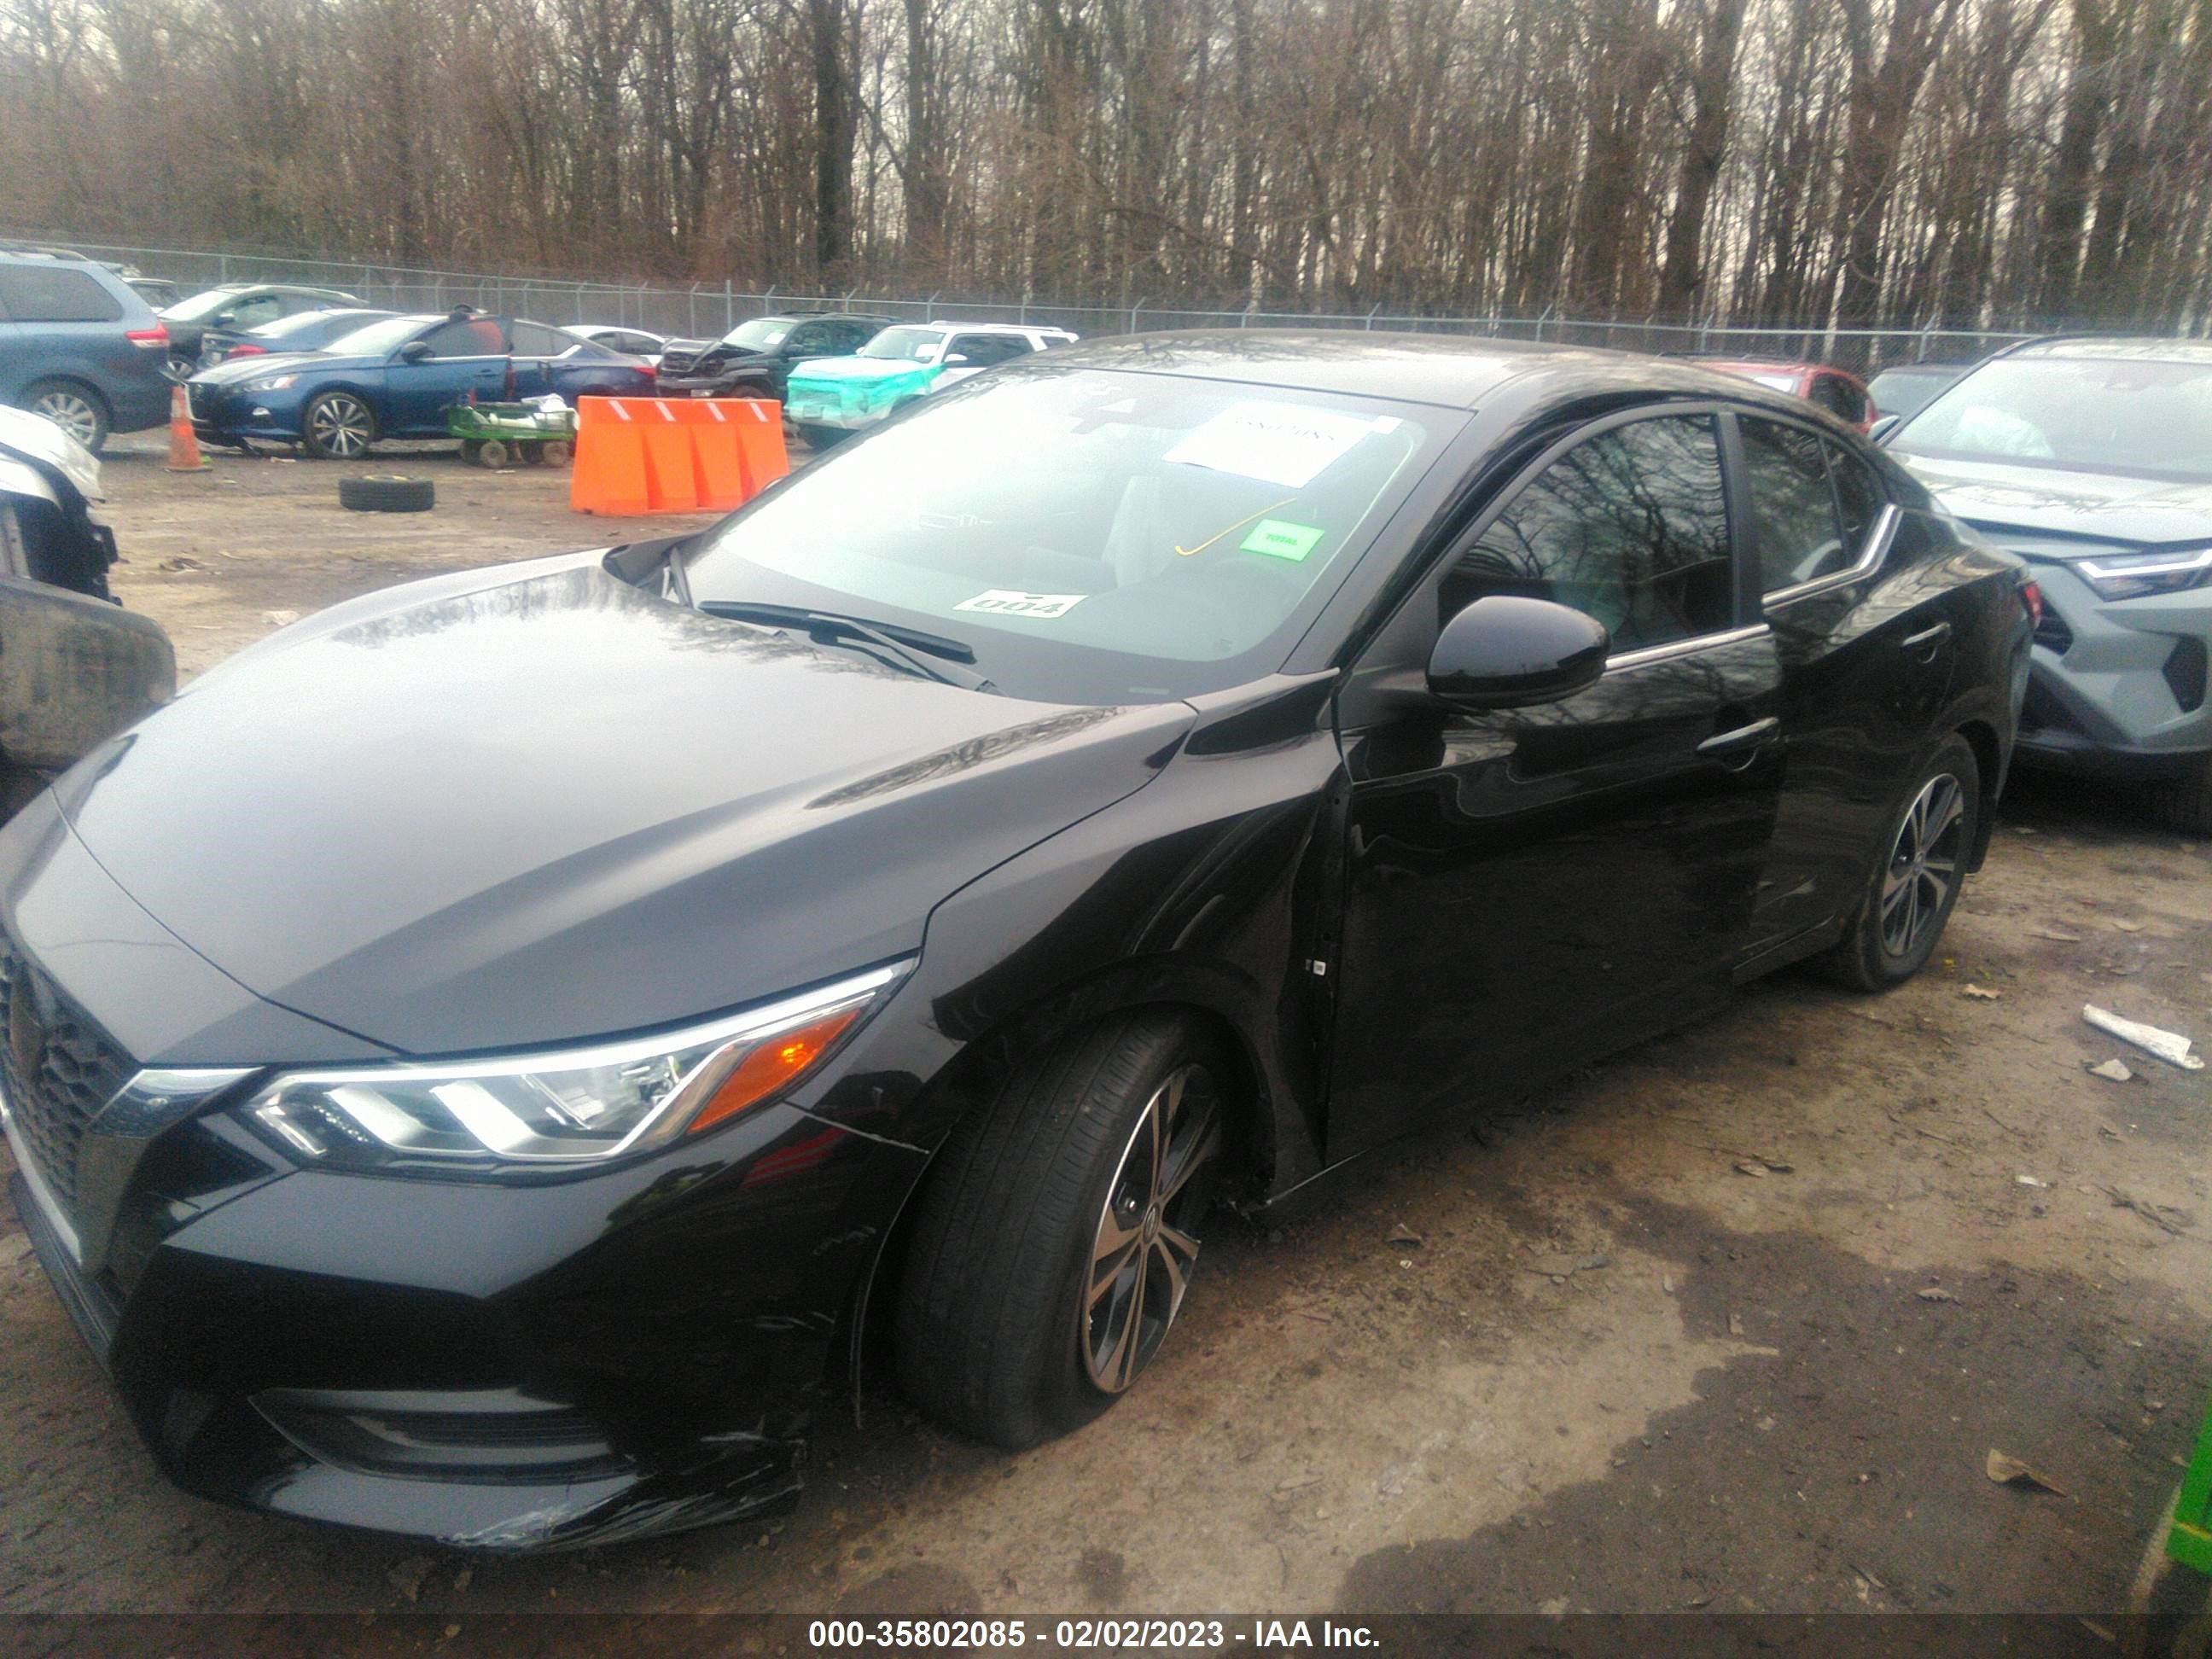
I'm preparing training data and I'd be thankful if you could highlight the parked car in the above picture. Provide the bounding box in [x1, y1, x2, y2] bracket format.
[1867, 362, 1962, 427]
[654, 312, 894, 400]
[783, 321, 1078, 445]
[159, 282, 364, 375]
[1698, 358, 1875, 430]
[0, 251, 173, 452]
[185, 311, 655, 457]
[0, 333, 2032, 1551]
[125, 276, 183, 311]
[1884, 335, 2212, 830]
[197, 306, 399, 369]
[568, 325, 670, 366]
[0, 406, 173, 814]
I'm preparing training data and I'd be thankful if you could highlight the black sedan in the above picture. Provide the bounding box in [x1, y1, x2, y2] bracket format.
[655, 311, 895, 400]
[0, 335, 2032, 1551]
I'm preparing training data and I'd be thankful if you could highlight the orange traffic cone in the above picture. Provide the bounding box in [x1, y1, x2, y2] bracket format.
[166, 385, 209, 473]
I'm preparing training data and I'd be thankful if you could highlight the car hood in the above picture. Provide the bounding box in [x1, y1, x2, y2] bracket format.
[0, 406, 99, 501]
[1900, 453, 2212, 550]
[54, 556, 1192, 1057]
[190, 350, 373, 387]
[790, 357, 932, 387]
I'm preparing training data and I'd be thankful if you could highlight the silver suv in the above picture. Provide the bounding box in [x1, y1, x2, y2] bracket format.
[1885, 337, 2212, 831]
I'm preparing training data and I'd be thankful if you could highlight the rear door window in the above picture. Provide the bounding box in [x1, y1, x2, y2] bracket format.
[509, 321, 575, 358]
[1741, 418, 1850, 593]
[0, 266, 123, 323]
[1825, 439, 1885, 551]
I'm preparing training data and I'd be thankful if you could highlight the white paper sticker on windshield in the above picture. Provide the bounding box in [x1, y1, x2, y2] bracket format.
[954, 589, 1088, 619]
[1164, 400, 1379, 488]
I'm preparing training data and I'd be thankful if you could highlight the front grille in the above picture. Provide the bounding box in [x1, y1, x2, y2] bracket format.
[2034, 600, 2074, 652]
[0, 927, 135, 1225]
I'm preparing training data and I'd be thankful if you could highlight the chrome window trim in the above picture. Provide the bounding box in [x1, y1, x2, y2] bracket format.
[1604, 622, 1773, 675]
[1761, 501, 1902, 610]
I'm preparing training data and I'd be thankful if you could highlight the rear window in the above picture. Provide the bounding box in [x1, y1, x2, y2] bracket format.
[0, 265, 124, 323]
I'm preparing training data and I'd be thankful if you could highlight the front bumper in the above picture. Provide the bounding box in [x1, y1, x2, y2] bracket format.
[2012, 560, 2211, 777]
[185, 380, 302, 445]
[0, 809, 929, 1550]
[783, 383, 901, 432]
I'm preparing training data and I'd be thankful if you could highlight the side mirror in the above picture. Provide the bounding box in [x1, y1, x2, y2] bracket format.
[942, 352, 970, 366]
[212, 311, 236, 328]
[399, 340, 434, 364]
[1427, 595, 1610, 709]
[1870, 414, 1900, 445]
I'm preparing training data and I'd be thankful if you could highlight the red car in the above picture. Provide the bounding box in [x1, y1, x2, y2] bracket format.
[1699, 359, 1875, 432]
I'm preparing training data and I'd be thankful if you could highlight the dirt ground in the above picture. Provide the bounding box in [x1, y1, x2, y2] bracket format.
[0, 433, 2209, 1625]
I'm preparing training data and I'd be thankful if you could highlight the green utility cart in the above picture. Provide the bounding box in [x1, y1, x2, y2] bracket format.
[2174, 1399, 2212, 1579]
[445, 400, 576, 469]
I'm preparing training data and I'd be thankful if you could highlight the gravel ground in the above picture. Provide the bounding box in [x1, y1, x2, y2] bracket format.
[0, 434, 2207, 1625]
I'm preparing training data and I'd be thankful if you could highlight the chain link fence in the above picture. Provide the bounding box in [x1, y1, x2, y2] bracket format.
[6, 230, 2038, 370]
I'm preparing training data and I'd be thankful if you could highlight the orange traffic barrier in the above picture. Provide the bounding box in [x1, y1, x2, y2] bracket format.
[569, 397, 789, 515]
[165, 385, 209, 473]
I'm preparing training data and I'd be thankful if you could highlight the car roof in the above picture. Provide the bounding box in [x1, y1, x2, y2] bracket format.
[2005, 335, 2212, 365]
[1870, 362, 1960, 378]
[1024, 329, 1798, 411]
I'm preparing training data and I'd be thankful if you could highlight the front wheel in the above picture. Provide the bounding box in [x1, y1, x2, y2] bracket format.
[895, 1012, 1228, 1448]
[1820, 735, 1982, 991]
[795, 422, 846, 451]
[2146, 752, 2212, 836]
[301, 391, 375, 459]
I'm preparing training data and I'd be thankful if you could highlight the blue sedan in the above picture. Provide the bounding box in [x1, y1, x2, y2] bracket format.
[185, 311, 657, 457]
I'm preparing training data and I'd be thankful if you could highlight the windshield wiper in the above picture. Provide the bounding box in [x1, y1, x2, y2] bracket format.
[699, 600, 994, 692]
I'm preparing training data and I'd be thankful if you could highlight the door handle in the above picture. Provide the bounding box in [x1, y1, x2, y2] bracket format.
[1697, 716, 1780, 758]
[1900, 620, 1952, 654]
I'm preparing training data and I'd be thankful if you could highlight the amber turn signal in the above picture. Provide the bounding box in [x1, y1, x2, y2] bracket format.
[686, 1007, 863, 1135]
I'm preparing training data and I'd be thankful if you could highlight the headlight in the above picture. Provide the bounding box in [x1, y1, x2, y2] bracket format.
[2074, 546, 2212, 602]
[243, 374, 300, 393]
[239, 962, 906, 1173]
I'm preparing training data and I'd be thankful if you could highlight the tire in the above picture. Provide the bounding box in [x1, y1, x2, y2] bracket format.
[795, 422, 846, 450]
[338, 474, 435, 514]
[896, 1012, 1229, 1449]
[2146, 753, 2212, 836]
[301, 391, 376, 460]
[539, 440, 573, 467]
[21, 381, 108, 454]
[1819, 734, 1982, 992]
[164, 353, 197, 382]
[477, 439, 510, 469]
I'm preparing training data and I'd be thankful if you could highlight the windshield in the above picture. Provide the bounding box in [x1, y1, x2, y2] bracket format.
[721, 318, 793, 351]
[859, 327, 945, 362]
[1891, 354, 2212, 482]
[164, 288, 256, 323]
[683, 368, 1444, 703]
[317, 315, 434, 357]
[255, 308, 368, 340]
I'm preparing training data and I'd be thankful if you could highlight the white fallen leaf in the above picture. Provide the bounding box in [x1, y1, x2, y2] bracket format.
[2085, 1058, 2134, 1083]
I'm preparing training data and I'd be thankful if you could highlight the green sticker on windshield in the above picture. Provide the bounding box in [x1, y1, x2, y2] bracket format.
[1240, 519, 1324, 562]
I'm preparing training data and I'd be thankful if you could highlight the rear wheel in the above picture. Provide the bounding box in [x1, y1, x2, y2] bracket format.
[21, 381, 108, 453]
[2146, 753, 2212, 836]
[1820, 734, 1981, 991]
[302, 391, 375, 459]
[896, 1012, 1228, 1448]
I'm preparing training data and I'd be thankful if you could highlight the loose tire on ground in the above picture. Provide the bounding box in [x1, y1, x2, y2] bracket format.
[338, 474, 435, 514]
[895, 1010, 1229, 1449]
[1819, 733, 1982, 992]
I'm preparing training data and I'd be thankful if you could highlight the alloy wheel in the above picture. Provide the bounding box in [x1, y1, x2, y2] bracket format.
[1083, 1063, 1221, 1394]
[32, 390, 99, 449]
[309, 395, 373, 458]
[1880, 771, 1965, 959]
